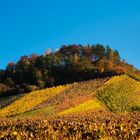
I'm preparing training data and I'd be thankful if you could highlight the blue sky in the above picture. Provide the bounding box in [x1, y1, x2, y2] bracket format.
[0, 0, 140, 69]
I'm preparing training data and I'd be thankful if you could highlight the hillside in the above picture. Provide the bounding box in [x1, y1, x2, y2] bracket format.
[1, 75, 140, 118]
[0, 85, 70, 117]
[95, 75, 140, 112]
[58, 99, 105, 115]
[32, 78, 109, 110]
[0, 78, 108, 117]
[1, 75, 140, 139]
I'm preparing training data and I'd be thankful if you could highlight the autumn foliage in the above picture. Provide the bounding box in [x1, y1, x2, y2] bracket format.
[1, 44, 140, 97]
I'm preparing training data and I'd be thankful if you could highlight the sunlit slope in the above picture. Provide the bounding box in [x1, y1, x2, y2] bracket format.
[59, 99, 105, 115]
[0, 78, 108, 117]
[33, 78, 109, 110]
[1, 75, 140, 118]
[17, 106, 56, 118]
[15, 96, 104, 118]
[0, 85, 70, 117]
[16, 78, 108, 118]
[16, 99, 103, 118]
[95, 75, 140, 112]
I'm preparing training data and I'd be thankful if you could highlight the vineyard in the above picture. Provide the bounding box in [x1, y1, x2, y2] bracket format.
[59, 99, 105, 115]
[96, 75, 140, 112]
[1, 75, 140, 139]
[0, 85, 70, 117]
[1, 112, 140, 139]
[33, 78, 109, 110]
[0, 78, 109, 118]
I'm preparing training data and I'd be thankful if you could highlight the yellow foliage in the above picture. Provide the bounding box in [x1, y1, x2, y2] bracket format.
[59, 99, 104, 115]
[96, 75, 140, 93]
[95, 75, 140, 112]
[0, 85, 70, 117]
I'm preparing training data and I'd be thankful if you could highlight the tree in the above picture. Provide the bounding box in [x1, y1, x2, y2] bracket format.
[74, 53, 79, 64]
[5, 62, 16, 81]
[91, 44, 105, 62]
[96, 57, 114, 73]
[82, 45, 91, 60]
[73, 56, 93, 72]
[35, 55, 46, 70]
[105, 46, 120, 63]
[114, 50, 120, 63]
[4, 77, 15, 87]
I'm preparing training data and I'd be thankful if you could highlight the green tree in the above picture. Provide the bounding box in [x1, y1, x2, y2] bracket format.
[91, 44, 105, 61]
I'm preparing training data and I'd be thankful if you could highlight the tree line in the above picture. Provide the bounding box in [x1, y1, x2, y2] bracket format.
[0, 44, 139, 96]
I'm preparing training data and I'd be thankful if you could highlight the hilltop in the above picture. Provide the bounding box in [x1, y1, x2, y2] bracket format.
[0, 44, 140, 97]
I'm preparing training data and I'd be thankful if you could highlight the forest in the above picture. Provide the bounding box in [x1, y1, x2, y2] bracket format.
[0, 44, 140, 97]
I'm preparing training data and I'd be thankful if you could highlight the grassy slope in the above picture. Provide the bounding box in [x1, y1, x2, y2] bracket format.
[58, 98, 105, 115]
[18, 106, 56, 117]
[59, 75, 140, 115]
[1, 75, 140, 118]
[0, 85, 70, 117]
[33, 78, 109, 110]
[14, 78, 108, 118]
[95, 75, 140, 112]
[18, 98, 105, 117]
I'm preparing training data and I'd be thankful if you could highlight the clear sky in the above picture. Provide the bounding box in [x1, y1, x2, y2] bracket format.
[0, 0, 140, 69]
